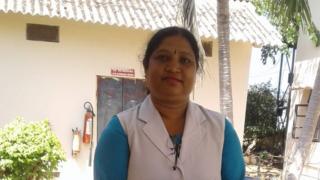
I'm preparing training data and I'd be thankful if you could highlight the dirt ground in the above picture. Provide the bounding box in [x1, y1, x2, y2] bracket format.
[246, 164, 282, 180]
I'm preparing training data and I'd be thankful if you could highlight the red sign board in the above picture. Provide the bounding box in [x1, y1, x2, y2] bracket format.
[111, 68, 135, 77]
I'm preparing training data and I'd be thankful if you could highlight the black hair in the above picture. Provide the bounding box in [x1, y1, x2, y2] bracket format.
[142, 26, 200, 71]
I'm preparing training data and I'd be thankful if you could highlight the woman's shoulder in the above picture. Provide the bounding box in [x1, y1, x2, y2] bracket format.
[189, 102, 226, 134]
[191, 102, 225, 123]
[116, 103, 144, 136]
[117, 104, 140, 120]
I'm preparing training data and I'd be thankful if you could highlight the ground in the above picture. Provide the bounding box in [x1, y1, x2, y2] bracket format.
[245, 154, 283, 180]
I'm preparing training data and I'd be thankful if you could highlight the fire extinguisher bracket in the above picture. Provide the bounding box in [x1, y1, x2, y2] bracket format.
[83, 102, 95, 144]
[72, 128, 81, 157]
[83, 101, 95, 166]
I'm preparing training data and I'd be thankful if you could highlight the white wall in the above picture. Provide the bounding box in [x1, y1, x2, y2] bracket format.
[193, 40, 252, 143]
[0, 12, 150, 179]
[296, 0, 320, 62]
[284, 0, 320, 178]
[284, 59, 320, 179]
[0, 12, 251, 179]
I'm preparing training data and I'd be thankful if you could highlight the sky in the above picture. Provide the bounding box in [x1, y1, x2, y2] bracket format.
[248, 47, 289, 91]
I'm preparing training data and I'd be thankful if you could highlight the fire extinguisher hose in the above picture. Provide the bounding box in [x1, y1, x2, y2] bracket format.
[84, 101, 95, 166]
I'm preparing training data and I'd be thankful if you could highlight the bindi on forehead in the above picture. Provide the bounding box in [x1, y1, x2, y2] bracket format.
[155, 48, 193, 57]
[159, 36, 194, 54]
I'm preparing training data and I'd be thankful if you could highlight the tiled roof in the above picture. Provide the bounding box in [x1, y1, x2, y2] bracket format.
[0, 0, 282, 46]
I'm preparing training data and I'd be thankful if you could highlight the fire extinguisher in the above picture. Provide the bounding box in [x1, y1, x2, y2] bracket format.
[72, 128, 81, 157]
[83, 101, 95, 144]
[83, 101, 95, 166]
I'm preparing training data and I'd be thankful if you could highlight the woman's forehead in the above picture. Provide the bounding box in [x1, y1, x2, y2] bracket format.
[153, 48, 194, 57]
[155, 36, 194, 53]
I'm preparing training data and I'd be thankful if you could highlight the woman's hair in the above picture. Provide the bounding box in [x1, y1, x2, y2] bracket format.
[142, 26, 200, 71]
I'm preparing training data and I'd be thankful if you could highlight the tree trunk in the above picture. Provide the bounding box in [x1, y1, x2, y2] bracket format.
[217, 0, 233, 123]
[179, 0, 233, 122]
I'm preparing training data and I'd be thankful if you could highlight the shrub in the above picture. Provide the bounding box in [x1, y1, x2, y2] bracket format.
[0, 117, 66, 179]
[244, 82, 286, 155]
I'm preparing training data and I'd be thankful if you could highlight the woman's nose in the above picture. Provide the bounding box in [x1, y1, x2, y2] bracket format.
[165, 57, 181, 72]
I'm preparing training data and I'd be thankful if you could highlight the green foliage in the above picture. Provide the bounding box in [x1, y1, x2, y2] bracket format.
[244, 82, 285, 155]
[260, 45, 280, 65]
[252, 0, 320, 64]
[259, 151, 269, 160]
[0, 117, 66, 180]
[253, 0, 320, 47]
[245, 82, 278, 139]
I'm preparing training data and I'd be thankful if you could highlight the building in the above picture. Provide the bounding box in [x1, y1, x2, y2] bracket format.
[0, 0, 281, 179]
[283, 0, 320, 178]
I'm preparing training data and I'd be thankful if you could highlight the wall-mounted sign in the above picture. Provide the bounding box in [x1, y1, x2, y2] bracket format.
[111, 68, 135, 77]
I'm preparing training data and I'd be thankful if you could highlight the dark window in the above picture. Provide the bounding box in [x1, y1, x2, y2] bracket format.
[26, 24, 59, 42]
[292, 89, 311, 139]
[292, 88, 320, 142]
[313, 116, 320, 142]
[201, 41, 213, 57]
[292, 104, 308, 139]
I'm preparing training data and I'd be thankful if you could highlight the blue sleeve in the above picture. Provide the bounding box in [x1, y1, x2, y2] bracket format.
[221, 119, 245, 180]
[94, 116, 129, 180]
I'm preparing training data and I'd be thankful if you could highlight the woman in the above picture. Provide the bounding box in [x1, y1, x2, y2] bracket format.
[94, 26, 245, 180]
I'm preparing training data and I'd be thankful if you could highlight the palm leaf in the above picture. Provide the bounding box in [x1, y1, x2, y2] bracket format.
[177, 0, 205, 73]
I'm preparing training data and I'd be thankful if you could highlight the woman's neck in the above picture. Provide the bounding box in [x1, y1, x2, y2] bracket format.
[150, 95, 188, 135]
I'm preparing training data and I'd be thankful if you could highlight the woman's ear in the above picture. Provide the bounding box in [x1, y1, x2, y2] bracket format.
[144, 69, 149, 79]
[143, 79, 150, 94]
[144, 73, 149, 85]
[143, 75, 150, 94]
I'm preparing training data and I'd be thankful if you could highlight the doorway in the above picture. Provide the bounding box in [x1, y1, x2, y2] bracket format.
[96, 76, 147, 139]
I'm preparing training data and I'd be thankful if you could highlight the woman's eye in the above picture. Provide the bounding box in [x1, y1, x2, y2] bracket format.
[180, 57, 192, 64]
[155, 54, 169, 62]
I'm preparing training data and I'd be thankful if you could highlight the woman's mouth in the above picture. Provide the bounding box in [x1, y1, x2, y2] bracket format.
[162, 77, 183, 84]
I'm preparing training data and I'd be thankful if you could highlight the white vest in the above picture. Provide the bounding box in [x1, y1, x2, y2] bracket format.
[118, 96, 225, 180]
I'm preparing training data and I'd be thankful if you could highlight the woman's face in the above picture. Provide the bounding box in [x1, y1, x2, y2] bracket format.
[145, 35, 197, 102]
